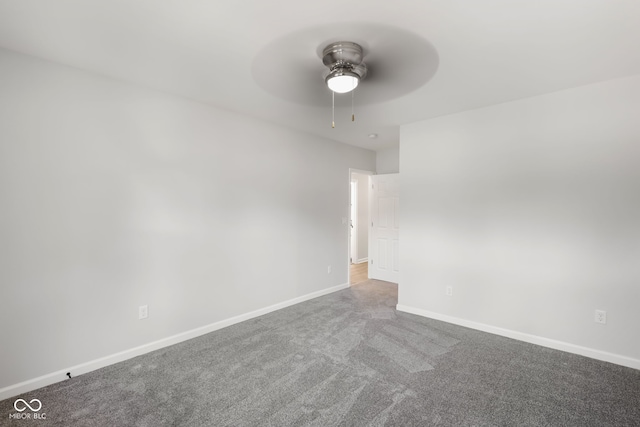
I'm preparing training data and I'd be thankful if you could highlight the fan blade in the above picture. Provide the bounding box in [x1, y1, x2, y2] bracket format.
[252, 23, 439, 106]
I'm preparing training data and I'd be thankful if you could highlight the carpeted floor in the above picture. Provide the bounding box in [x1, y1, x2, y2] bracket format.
[2, 279, 639, 426]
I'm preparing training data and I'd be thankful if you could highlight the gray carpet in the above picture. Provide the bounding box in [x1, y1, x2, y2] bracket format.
[2, 280, 639, 426]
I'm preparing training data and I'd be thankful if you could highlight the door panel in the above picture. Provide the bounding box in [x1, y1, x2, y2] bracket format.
[392, 239, 400, 273]
[377, 239, 388, 269]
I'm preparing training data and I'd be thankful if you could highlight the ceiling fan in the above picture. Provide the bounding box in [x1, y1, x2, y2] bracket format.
[322, 41, 367, 94]
[251, 23, 439, 128]
[321, 41, 367, 127]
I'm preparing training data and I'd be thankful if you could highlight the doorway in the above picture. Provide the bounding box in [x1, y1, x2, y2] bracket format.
[348, 169, 373, 285]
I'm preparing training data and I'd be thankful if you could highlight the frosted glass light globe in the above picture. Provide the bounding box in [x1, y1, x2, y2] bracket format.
[327, 74, 359, 93]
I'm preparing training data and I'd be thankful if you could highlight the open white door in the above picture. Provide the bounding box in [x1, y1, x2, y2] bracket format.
[369, 173, 399, 283]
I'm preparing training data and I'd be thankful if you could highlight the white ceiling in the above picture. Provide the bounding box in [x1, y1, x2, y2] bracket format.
[1, 0, 639, 151]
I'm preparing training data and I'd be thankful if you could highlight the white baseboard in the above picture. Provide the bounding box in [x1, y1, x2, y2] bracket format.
[396, 304, 640, 371]
[0, 283, 350, 401]
[356, 258, 368, 264]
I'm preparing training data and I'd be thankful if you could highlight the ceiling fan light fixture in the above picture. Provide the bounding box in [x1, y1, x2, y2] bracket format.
[326, 70, 359, 93]
[322, 41, 366, 94]
[321, 41, 368, 127]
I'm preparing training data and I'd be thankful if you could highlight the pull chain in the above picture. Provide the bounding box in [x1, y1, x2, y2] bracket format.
[330, 86, 357, 127]
[352, 89, 355, 122]
[332, 91, 335, 128]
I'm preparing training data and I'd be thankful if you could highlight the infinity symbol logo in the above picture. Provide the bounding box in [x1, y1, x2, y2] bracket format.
[13, 398, 42, 412]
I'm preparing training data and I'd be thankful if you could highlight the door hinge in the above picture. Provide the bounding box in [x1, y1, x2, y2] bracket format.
[371, 259, 373, 264]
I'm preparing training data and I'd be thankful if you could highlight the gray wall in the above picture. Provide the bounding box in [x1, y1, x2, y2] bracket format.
[376, 147, 399, 174]
[399, 74, 640, 366]
[0, 48, 376, 391]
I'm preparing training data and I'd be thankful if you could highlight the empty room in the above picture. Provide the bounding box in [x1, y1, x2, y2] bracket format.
[1, 1, 639, 425]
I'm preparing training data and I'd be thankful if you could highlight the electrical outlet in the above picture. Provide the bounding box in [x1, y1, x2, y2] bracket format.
[139, 305, 148, 320]
[595, 310, 606, 324]
[446, 286, 453, 297]
[327, 265, 332, 274]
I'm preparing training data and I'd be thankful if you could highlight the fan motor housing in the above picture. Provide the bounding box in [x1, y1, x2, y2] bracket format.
[322, 41, 368, 80]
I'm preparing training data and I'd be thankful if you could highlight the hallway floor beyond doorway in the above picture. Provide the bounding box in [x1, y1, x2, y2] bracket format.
[350, 262, 368, 284]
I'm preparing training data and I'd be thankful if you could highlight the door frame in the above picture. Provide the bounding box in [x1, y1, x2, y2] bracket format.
[348, 168, 374, 285]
